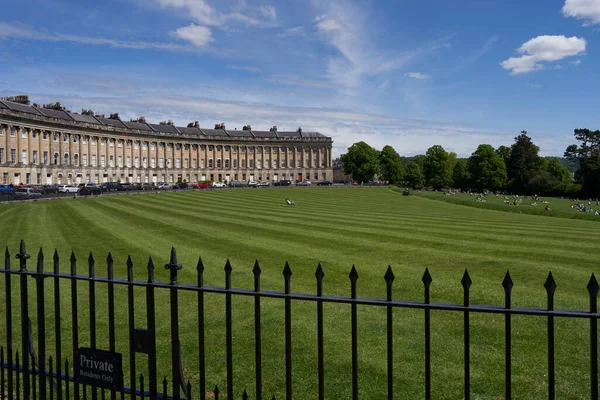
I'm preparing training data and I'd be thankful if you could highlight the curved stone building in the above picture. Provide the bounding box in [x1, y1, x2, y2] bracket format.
[0, 95, 333, 186]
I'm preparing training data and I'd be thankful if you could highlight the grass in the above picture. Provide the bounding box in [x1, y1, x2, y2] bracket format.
[1, 187, 599, 399]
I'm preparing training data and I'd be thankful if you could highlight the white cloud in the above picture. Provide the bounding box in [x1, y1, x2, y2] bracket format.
[316, 19, 342, 32]
[277, 26, 306, 38]
[406, 72, 430, 80]
[171, 24, 213, 47]
[259, 5, 277, 21]
[0, 21, 188, 51]
[563, 0, 600, 25]
[528, 83, 542, 88]
[570, 59, 582, 65]
[501, 35, 586, 74]
[155, 0, 277, 27]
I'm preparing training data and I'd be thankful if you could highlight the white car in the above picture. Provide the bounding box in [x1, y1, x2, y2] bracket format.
[158, 183, 172, 190]
[247, 181, 258, 187]
[58, 185, 79, 193]
[211, 181, 226, 188]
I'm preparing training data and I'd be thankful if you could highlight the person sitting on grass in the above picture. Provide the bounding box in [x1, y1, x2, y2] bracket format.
[545, 205, 551, 211]
[285, 198, 296, 206]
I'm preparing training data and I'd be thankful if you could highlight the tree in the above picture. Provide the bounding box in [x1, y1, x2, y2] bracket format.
[452, 159, 471, 191]
[340, 141, 380, 183]
[564, 128, 600, 197]
[404, 162, 424, 189]
[545, 157, 572, 186]
[496, 145, 511, 164]
[467, 144, 507, 192]
[379, 145, 404, 184]
[506, 131, 544, 194]
[423, 145, 451, 190]
[447, 152, 458, 174]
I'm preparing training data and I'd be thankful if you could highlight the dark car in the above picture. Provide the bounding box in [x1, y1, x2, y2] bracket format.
[229, 181, 244, 188]
[14, 188, 42, 199]
[175, 182, 189, 189]
[277, 180, 292, 186]
[117, 183, 135, 191]
[42, 184, 59, 194]
[141, 183, 154, 190]
[101, 182, 119, 192]
[317, 180, 332, 186]
[79, 186, 102, 196]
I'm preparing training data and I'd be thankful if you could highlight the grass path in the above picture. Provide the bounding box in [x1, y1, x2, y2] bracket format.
[1, 187, 599, 399]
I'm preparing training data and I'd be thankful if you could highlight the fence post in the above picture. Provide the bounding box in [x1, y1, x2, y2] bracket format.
[147, 257, 158, 399]
[253, 260, 262, 400]
[127, 255, 136, 398]
[107, 252, 117, 400]
[461, 270, 472, 400]
[315, 264, 325, 400]
[283, 262, 293, 400]
[70, 251, 80, 399]
[225, 260, 233, 400]
[544, 272, 557, 400]
[165, 247, 183, 399]
[384, 266, 395, 400]
[53, 249, 62, 400]
[349, 266, 359, 400]
[422, 268, 432, 400]
[16, 239, 31, 400]
[89, 252, 98, 400]
[587, 274, 598, 400]
[197, 257, 206, 400]
[502, 271, 514, 400]
[5, 246, 13, 399]
[35, 248, 46, 400]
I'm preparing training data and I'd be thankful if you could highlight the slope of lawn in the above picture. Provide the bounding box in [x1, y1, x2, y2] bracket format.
[1, 186, 599, 399]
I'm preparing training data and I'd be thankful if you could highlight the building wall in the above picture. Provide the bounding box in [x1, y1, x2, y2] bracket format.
[0, 112, 333, 185]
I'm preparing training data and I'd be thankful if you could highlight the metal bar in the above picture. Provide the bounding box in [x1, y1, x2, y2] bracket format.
[315, 265, 324, 400]
[349, 266, 358, 400]
[423, 269, 432, 400]
[146, 258, 158, 399]
[462, 270, 472, 400]
[385, 267, 395, 400]
[197, 258, 206, 400]
[283, 262, 292, 400]
[36, 248, 47, 400]
[49, 356, 54, 400]
[71, 251, 80, 400]
[53, 250, 62, 400]
[225, 260, 233, 400]
[1, 347, 4, 399]
[503, 272, 513, 400]
[65, 359, 70, 400]
[545, 273, 556, 400]
[127, 255, 136, 398]
[16, 351, 20, 400]
[166, 248, 182, 400]
[588, 274, 599, 400]
[5, 246, 13, 398]
[253, 261, 262, 400]
[107, 253, 117, 400]
[32, 354, 36, 400]
[89, 252, 98, 400]
[17, 240, 31, 400]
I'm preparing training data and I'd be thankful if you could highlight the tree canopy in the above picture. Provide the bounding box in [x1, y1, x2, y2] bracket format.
[423, 145, 451, 190]
[379, 145, 404, 184]
[467, 144, 507, 191]
[565, 128, 600, 196]
[404, 162, 424, 189]
[340, 141, 380, 183]
[506, 131, 544, 194]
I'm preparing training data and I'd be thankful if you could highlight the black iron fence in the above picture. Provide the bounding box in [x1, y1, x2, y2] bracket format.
[0, 239, 599, 399]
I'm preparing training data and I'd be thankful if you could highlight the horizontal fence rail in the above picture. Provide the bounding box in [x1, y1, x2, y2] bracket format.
[0, 239, 599, 400]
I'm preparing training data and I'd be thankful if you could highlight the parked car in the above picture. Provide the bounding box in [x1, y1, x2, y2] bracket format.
[247, 181, 258, 188]
[42, 184, 59, 194]
[157, 183, 172, 190]
[317, 180, 332, 186]
[229, 181, 244, 188]
[101, 182, 119, 192]
[257, 181, 270, 188]
[14, 187, 42, 200]
[79, 186, 102, 196]
[193, 182, 210, 189]
[174, 182, 189, 189]
[277, 180, 292, 186]
[211, 181, 227, 188]
[0, 184, 14, 194]
[117, 183, 135, 191]
[58, 185, 79, 193]
[141, 183, 154, 190]
[296, 180, 312, 186]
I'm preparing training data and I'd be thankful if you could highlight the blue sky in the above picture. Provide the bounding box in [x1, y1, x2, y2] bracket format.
[1, 0, 599, 157]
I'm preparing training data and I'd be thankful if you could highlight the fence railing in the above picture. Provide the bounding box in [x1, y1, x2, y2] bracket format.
[0, 239, 599, 400]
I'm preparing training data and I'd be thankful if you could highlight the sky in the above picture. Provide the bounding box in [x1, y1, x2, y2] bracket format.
[1, 0, 599, 157]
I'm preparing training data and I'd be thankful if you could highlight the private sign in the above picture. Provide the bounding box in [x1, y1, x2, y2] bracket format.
[75, 348, 123, 390]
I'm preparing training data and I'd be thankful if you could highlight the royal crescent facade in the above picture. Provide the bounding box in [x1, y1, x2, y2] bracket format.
[0, 96, 333, 186]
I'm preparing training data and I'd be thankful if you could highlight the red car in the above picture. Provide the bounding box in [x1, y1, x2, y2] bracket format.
[193, 182, 211, 189]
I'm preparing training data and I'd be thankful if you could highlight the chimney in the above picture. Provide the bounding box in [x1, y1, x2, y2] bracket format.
[167, 120, 174, 126]
[43, 102, 64, 110]
[81, 109, 95, 116]
[109, 113, 120, 120]
[1, 95, 30, 105]
[160, 121, 167, 125]
[270, 125, 278, 133]
[298, 127, 302, 134]
[243, 125, 252, 131]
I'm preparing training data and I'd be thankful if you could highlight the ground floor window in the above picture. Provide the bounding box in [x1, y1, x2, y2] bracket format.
[3, 173, 8, 184]
[37, 173, 41, 184]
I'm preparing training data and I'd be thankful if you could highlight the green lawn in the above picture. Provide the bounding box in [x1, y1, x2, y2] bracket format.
[1, 187, 600, 399]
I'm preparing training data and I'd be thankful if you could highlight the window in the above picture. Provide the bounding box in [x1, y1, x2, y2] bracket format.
[225, 145, 230, 151]
[134, 156, 139, 168]
[63, 153, 69, 165]
[33, 151, 38, 164]
[43, 152, 48, 165]
[192, 159, 196, 168]
[241, 146, 246, 153]
[0, 148, 3, 163]
[200, 145, 206, 151]
[126, 156, 131, 167]
[241, 160, 246, 168]
[249, 147, 255, 153]
[101, 139, 105, 147]
[63, 134, 69, 142]
[37, 174, 41, 184]
[175, 158, 181, 168]
[142, 157, 147, 168]
[43, 132, 48, 140]
[10, 127, 16, 137]
[257, 160, 261, 169]
[92, 137, 97, 146]
[184, 159, 189, 168]
[26, 173, 31, 184]
[118, 140, 123, 148]
[233, 159, 237, 168]
[208, 145, 214, 151]
[257, 147, 263, 154]
[151, 158, 156, 168]
[200, 159, 204, 168]
[73, 154, 79, 166]
[159, 158, 164, 168]
[22, 150, 28, 164]
[92, 155, 97, 167]
[110, 155, 114, 167]
[233, 146, 238, 153]
[2, 173, 6, 184]
[281, 160, 286, 168]
[265, 160, 269, 169]
[151, 143, 156, 150]
[82, 136, 87, 144]
[118, 156, 123, 167]
[32, 131, 37, 139]
[225, 159, 230, 169]
[273, 147, 278, 153]
[22, 128, 27, 139]
[54, 152, 59, 165]
[216, 159, 221, 168]
[167, 158, 172, 168]
[10, 149, 16, 163]
[109, 139, 114, 147]
[142, 142, 147, 150]
[298, 160, 302, 168]
[176, 144, 181, 150]
[249, 160, 254, 168]
[208, 159, 213, 168]
[82, 155, 87, 167]
[73, 135, 78, 143]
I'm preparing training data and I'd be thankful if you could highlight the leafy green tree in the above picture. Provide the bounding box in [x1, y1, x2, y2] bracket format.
[447, 152, 458, 174]
[496, 145, 511, 164]
[404, 162, 424, 189]
[467, 144, 507, 191]
[564, 128, 600, 197]
[340, 141, 380, 183]
[506, 131, 544, 194]
[423, 145, 451, 190]
[379, 145, 404, 184]
[545, 157, 572, 185]
[452, 159, 471, 191]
